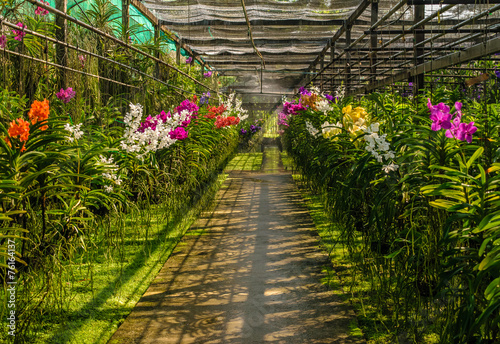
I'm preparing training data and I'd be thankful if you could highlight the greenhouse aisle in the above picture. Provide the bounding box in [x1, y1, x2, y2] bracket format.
[108, 145, 363, 344]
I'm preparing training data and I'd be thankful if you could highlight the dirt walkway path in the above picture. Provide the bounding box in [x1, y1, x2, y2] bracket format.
[109, 145, 363, 344]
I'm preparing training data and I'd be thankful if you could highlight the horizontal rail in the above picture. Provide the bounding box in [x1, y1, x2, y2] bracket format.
[25, 0, 221, 96]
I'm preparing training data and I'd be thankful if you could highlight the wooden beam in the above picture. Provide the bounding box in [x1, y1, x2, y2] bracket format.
[130, 0, 158, 26]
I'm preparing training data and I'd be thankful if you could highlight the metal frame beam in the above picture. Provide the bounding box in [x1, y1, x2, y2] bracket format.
[350, 37, 500, 95]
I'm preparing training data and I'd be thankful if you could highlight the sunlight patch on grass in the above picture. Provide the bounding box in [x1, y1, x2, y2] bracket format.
[225, 153, 263, 171]
[349, 320, 364, 338]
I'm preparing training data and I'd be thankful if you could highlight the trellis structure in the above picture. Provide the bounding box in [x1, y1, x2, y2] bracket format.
[2, 0, 499, 110]
[141, 0, 500, 108]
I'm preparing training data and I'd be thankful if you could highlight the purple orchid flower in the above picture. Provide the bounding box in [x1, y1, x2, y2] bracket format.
[457, 122, 477, 143]
[299, 86, 311, 96]
[445, 116, 461, 139]
[428, 99, 452, 131]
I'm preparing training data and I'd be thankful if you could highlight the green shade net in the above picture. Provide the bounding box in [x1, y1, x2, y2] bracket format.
[65, 0, 199, 59]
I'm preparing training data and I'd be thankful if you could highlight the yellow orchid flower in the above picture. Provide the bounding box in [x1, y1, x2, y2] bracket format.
[342, 105, 352, 114]
[342, 105, 369, 137]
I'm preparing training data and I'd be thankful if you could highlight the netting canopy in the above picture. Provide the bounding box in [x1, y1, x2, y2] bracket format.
[141, 0, 500, 110]
[143, 0, 362, 96]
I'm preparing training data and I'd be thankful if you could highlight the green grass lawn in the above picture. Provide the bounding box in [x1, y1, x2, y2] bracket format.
[225, 153, 263, 171]
[11, 175, 227, 344]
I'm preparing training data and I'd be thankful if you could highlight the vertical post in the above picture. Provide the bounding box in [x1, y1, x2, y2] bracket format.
[55, 0, 68, 89]
[176, 39, 182, 65]
[330, 40, 335, 64]
[121, 0, 130, 41]
[413, 5, 425, 94]
[199, 64, 205, 94]
[312, 63, 317, 88]
[154, 24, 160, 78]
[330, 41, 335, 94]
[355, 51, 360, 91]
[260, 61, 263, 94]
[344, 24, 352, 93]
[320, 55, 324, 91]
[370, 0, 378, 81]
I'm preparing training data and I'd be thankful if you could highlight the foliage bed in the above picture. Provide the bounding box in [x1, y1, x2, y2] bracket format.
[280, 81, 500, 343]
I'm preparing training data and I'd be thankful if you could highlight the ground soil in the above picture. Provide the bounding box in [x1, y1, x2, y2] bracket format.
[108, 144, 364, 344]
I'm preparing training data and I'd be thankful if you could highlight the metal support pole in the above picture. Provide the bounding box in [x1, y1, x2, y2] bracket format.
[413, 5, 425, 94]
[121, 0, 130, 41]
[260, 61, 263, 93]
[330, 41, 335, 94]
[345, 24, 352, 92]
[176, 39, 182, 65]
[330, 40, 335, 64]
[312, 63, 317, 88]
[320, 55, 324, 91]
[370, 0, 379, 79]
[154, 24, 160, 78]
[55, 0, 68, 89]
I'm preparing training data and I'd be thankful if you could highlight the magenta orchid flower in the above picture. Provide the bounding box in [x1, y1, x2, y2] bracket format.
[12, 22, 27, 41]
[156, 110, 171, 123]
[428, 99, 452, 131]
[457, 122, 477, 143]
[454, 101, 462, 119]
[427, 99, 477, 143]
[445, 116, 461, 139]
[429, 109, 452, 131]
[56, 87, 76, 103]
[35, 1, 50, 15]
[427, 98, 450, 114]
[169, 127, 188, 140]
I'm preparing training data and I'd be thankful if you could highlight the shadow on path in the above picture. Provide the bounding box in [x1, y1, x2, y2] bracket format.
[108, 145, 364, 344]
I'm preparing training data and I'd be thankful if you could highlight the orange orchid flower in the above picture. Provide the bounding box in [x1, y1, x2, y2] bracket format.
[28, 99, 50, 130]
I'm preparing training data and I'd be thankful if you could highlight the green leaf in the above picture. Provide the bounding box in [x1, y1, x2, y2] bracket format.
[485, 277, 500, 301]
[473, 213, 500, 234]
[384, 248, 402, 259]
[479, 237, 493, 256]
[478, 165, 486, 185]
[466, 147, 484, 169]
[429, 199, 460, 210]
[472, 301, 500, 332]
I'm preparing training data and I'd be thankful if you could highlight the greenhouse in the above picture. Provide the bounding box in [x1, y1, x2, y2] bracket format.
[1, 0, 500, 342]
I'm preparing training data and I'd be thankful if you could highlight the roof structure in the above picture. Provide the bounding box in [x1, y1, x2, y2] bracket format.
[143, 0, 360, 95]
[143, 0, 500, 110]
